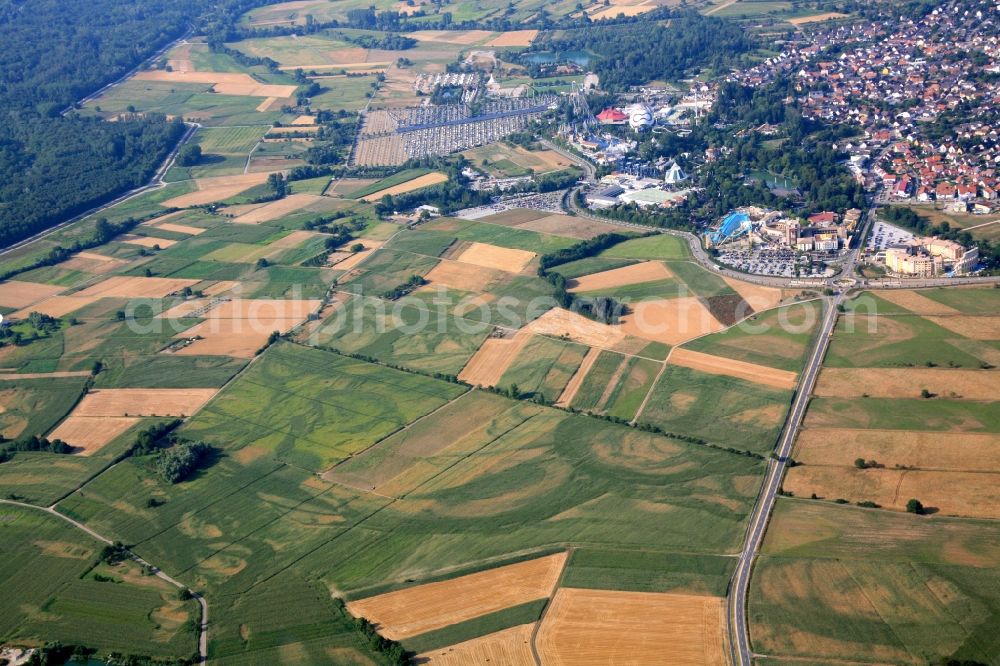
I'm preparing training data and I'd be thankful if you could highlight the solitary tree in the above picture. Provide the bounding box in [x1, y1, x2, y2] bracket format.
[906, 498, 925, 515]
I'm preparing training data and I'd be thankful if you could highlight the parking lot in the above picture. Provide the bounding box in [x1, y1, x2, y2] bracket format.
[716, 247, 831, 278]
[866, 220, 915, 252]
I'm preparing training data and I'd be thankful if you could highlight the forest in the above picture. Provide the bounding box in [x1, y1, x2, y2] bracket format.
[0, 0, 202, 247]
[524, 12, 756, 89]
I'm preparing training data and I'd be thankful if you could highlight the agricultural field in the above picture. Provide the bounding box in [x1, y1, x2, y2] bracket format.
[462, 142, 577, 178]
[0, 505, 198, 658]
[787, 287, 1000, 518]
[750, 500, 1000, 665]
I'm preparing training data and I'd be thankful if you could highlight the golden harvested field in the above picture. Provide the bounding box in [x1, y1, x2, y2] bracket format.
[57, 254, 127, 274]
[11, 295, 99, 320]
[783, 466, 1000, 519]
[814, 368, 1000, 400]
[589, 0, 659, 20]
[417, 624, 535, 665]
[670, 348, 797, 390]
[328, 241, 384, 271]
[568, 261, 673, 292]
[514, 214, 621, 239]
[526, 307, 626, 349]
[118, 234, 177, 249]
[555, 347, 602, 407]
[409, 30, 495, 45]
[923, 315, 1000, 340]
[174, 298, 321, 357]
[346, 552, 567, 640]
[154, 222, 206, 236]
[326, 178, 379, 197]
[486, 30, 539, 47]
[291, 115, 316, 125]
[163, 172, 273, 208]
[455, 242, 535, 273]
[75, 276, 199, 299]
[359, 172, 449, 202]
[536, 588, 725, 666]
[722, 277, 786, 312]
[787, 11, 849, 24]
[422, 260, 506, 292]
[458, 329, 533, 387]
[0, 280, 64, 309]
[48, 415, 142, 455]
[0, 371, 91, 380]
[73, 388, 217, 417]
[133, 70, 297, 97]
[874, 290, 961, 315]
[793, 428, 1000, 471]
[201, 280, 240, 297]
[618, 297, 725, 345]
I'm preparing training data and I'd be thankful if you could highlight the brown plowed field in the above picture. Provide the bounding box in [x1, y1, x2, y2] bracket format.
[458, 329, 533, 387]
[568, 261, 673, 292]
[0, 281, 64, 309]
[346, 552, 567, 640]
[526, 308, 626, 348]
[48, 416, 142, 455]
[875, 290, 961, 315]
[456, 242, 535, 273]
[784, 466, 1000, 519]
[75, 276, 199, 299]
[536, 588, 725, 666]
[416, 624, 535, 665]
[73, 388, 217, 417]
[555, 347, 602, 407]
[670, 348, 797, 390]
[618, 297, 725, 345]
[814, 368, 1000, 400]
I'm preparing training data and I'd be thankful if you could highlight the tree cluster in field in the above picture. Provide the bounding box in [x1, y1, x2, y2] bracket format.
[303, 114, 359, 166]
[373, 160, 493, 216]
[522, 12, 755, 91]
[381, 274, 428, 301]
[0, 311, 63, 348]
[0, 210, 171, 282]
[335, 31, 417, 51]
[155, 441, 214, 484]
[126, 420, 184, 458]
[330, 597, 408, 666]
[0, 434, 73, 463]
[26, 640, 197, 666]
[882, 206, 999, 271]
[535, 232, 636, 324]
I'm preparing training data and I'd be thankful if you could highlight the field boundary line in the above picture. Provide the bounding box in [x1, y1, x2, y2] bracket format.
[530, 548, 572, 666]
[322, 389, 475, 476]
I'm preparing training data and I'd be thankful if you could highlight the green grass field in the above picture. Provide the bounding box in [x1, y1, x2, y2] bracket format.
[600, 234, 691, 261]
[346, 168, 434, 200]
[423, 217, 577, 254]
[498, 334, 589, 401]
[751, 499, 1000, 665]
[640, 364, 792, 453]
[804, 396, 1000, 432]
[304, 293, 491, 375]
[683, 300, 821, 371]
[0, 376, 89, 440]
[0, 505, 197, 659]
[182, 341, 466, 470]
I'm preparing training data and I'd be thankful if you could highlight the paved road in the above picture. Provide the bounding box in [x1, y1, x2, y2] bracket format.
[725, 291, 842, 666]
[0, 498, 208, 663]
